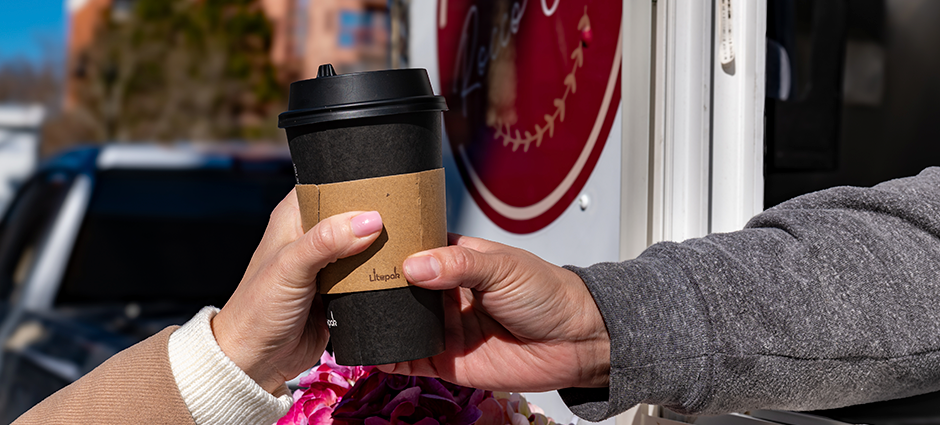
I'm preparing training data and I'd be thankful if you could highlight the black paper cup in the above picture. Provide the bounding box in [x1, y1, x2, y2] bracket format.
[279, 64, 448, 366]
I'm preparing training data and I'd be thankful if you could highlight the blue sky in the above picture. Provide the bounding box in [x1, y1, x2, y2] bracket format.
[0, 0, 66, 64]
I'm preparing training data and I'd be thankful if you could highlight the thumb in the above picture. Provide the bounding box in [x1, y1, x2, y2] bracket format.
[276, 211, 384, 288]
[402, 244, 513, 292]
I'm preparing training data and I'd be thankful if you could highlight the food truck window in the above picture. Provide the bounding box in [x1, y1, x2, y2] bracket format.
[764, 0, 940, 209]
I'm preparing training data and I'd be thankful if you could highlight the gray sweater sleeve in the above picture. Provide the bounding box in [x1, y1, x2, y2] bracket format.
[558, 167, 940, 420]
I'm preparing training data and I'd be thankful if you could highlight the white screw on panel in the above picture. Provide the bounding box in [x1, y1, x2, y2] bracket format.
[578, 194, 591, 211]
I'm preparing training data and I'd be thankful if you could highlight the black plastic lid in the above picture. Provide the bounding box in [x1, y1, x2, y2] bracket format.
[278, 64, 448, 128]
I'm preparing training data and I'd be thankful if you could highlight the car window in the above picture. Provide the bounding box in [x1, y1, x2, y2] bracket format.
[55, 168, 294, 307]
[0, 172, 75, 303]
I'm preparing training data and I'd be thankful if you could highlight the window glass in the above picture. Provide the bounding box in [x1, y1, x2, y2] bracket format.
[55, 168, 294, 307]
[0, 172, 74, 302]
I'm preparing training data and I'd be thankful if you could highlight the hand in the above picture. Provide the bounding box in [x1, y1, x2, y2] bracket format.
[378, 234, 610, 393]
[211, 189, 384, 393]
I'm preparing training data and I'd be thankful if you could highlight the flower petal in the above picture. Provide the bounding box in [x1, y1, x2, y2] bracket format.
[381, 387, 422, 416]
[303, 386, 339, 407]
[301, 371, 352, 396]
[512, 395, 531, 417]
[532, 413, 549, 425]
[530, 403, 546, 416]
[412, 418, 440, 425]
[417, 377, 453, 401]
[450, 386, 476, 407]
[466, 389, 486, 408]
[385, 374, 414, 391]
[498, 399, 514, 416]
[335, 372, 384, 415]
[320, 351, 377, 384]
[417, 394, 459, 417]
[308, 406, 334, 425]
[451, 405, 483, 425]
[389, 400, 417, 424]
[333, 388, 385, 421]
[299, 374, 318, 388]
[475, 398, 505, 425]
[364, 417, 391, 425]
[278, 404, 310, 425]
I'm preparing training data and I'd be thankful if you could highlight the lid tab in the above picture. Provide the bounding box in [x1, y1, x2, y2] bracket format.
[317, 64, 337, 78]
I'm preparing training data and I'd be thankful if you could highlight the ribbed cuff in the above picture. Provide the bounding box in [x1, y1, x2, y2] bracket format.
[168, 307, 293, 425]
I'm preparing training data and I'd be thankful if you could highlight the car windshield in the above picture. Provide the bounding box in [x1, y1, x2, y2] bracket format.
[55, 167, 294, 307]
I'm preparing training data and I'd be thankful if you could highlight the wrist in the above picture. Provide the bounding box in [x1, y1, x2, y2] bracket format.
[563, 268, 611, 388]
[212, 310, 285, 393]
[581, 314, 611, 388]
[169, 307, 294, 424]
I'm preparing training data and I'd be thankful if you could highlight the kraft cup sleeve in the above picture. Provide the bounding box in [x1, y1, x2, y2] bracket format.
[294, 168, 447, 294]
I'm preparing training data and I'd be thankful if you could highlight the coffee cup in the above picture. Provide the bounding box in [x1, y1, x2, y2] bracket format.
[278, 64, 448, 366]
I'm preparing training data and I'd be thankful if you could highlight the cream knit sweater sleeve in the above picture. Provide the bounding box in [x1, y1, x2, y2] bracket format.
[168, 307, 294, 425]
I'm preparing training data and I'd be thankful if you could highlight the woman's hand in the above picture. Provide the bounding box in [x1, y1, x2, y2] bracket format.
[211, 189, 384, 393]
[379, 234, 610, 393]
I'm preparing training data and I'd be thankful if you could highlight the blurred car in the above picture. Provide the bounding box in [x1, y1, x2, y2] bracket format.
[0, 144, 295, 422]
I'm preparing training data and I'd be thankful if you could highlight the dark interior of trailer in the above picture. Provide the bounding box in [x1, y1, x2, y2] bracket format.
[764, 0, 940, 210]
[766, 1, 940, 424]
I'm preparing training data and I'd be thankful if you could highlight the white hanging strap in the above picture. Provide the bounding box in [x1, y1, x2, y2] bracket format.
[718, 0, 735, 66]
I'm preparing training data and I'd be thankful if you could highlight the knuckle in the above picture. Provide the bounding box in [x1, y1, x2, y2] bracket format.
[493, 252, 518, 282]
[269, 198, 292, 222]
[307, 221, 343, 259]
[266, 255, 298, 287]
[448, 247, 475, 276]
[275, 246, 303, 274]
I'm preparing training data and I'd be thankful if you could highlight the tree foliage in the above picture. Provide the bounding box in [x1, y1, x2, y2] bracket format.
[0, 59, 61, 107]
[72, 0, 284, 142]
[0, 50, 82, 156]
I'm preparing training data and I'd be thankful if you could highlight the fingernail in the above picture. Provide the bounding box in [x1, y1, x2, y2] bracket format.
[404, 256, 441, 282]
[350, 211, 382, 237]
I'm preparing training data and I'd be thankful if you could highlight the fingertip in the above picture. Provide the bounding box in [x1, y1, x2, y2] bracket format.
[403, 255, 441, 283]
[350, 211, 383, 237]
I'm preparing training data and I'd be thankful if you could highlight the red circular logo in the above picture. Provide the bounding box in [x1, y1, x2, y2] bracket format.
[438, 0, 622, 234]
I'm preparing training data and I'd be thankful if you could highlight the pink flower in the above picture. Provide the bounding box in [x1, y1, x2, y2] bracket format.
[299, 352, 375, 397]
[475, 393, 557, 425]
[277, 352, 375, 425]
[277, 352, 554, 425]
